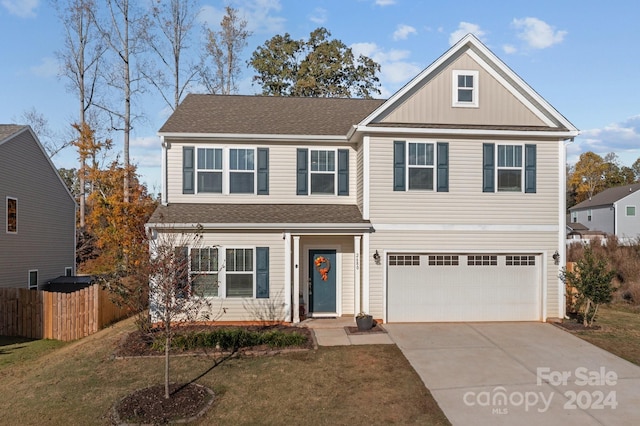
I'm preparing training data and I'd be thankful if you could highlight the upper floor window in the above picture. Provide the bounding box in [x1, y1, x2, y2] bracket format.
[408, 142, 435, 190]
[310, 150, 336, 194]
[587, 209, 592, 221]
[626, 206, 636, 217]
[185, 146, 267, 195]
[452, 70, 479, 107]
[571, 211, 577, 223]
[7, 197, 17, 233]
[497, 145, 523, 192]
[29, 270, 38, 289]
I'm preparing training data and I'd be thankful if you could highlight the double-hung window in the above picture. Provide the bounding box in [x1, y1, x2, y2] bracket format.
[497, 145, 523, 192]
[229, 148, 255, 193]
[197, 148, 223, 193]
[310, 150, 336, 194]
[226, 248, 254, 298]
[190, 247, 219, 297]
[408, 142, 435, 190]
[452, 70, 479, 107]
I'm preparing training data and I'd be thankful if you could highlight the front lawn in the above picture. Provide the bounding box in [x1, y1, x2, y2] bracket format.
[0, 318, 450, 425]
[563, 304, 640, 366]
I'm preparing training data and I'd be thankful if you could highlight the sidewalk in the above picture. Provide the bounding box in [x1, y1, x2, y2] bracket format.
[300, 317, 395, 346]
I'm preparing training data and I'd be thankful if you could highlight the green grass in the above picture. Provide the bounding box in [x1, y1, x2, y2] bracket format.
[569, 304, 640, 366]
[0, 336, 67, 370]
[0, 318, 450, 425]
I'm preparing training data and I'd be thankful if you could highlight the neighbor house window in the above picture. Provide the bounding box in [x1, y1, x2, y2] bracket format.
[28, 270, 38, 289]
[229, 148, 255, 193]
[587, 209, 592, 221]
[452, 70, 479, 107]
[196, 148, 223, 193]
[7, 197, 17, 233]
[190, 247, 219, 297]
[571, 211, 577, 223]
[226, 248, 254, 298]
[626, 206, 636, 216]
[497, 145, 523, 192]
[65, 267, 73, 277]
[408, 143, 435, 190]
[310, 150, 336, 194]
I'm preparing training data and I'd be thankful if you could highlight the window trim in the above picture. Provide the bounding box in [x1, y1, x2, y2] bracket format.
[309, 149, 337, 195]
[224, 247, 256, 298]
[587, 209, 592, 222]
[65, 267, 73, 277]
[452, 70, 479, 108]
[190, 247, 220, 297]
[626, 205, 636, 217]
[407, 142, 435, 191]
[495, 144, 524, 193]
[6, 196, 17, 234]
[193, 146, 257, 195]
[28, 270, 38, 289]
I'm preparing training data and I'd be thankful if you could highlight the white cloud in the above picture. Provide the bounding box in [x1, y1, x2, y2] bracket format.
[393, 24, 417, 41]
[449, 22, 486, 46]
[1, 0, 38, 18]
[309, 7, 327, 24]
[569, 116, 640, 165]
[503, 44, 517, 54]
[198, 0, 285, 34]
[375, 0, 396, 6]
[512, 17, 566, 49]
[350, 42, 421, 95]
[30, 56, 59, 78]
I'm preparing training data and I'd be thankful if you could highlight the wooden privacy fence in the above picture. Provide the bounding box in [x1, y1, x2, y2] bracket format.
[0, 285, 130, 341]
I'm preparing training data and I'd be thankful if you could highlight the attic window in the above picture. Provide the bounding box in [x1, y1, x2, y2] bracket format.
[452, 70, 479, 108]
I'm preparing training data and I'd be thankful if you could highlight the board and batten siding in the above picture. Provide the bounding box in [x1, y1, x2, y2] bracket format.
[0, 131, 75, 289]
[368, 136, 561, 225]
[166, 141, 359, 205]
[378, 53, 547, 127]
[367, 230, 561, 321]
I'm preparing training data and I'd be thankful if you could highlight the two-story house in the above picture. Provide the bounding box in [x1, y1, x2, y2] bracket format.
[0, 125, 76, 289]
[569, 183, 640, 243]
[147, 34, 578, 323]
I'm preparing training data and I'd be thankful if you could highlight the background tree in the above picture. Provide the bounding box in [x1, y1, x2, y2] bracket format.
[602, 152, 635, 189]
[561, 246, 616, 327]
[199, 6, 251, 95]
[55, 0, 106, 227]
[250, 27, 381, 98]
[568, 151, 606, 204]
[14, 108, 69, 158]
[143, 0, 200, 110]
[632, 157, 640, 182]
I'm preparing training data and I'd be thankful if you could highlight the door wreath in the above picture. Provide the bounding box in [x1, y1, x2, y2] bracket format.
[314, 256, 331, 281]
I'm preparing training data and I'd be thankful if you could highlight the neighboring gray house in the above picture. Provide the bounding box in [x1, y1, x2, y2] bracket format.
[0, 125, 76, 289]
[148, 34, 578, 324]
[569, 183, 640, 243]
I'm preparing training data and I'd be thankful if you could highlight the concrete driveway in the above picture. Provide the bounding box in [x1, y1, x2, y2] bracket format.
[385, 322, 640, 426]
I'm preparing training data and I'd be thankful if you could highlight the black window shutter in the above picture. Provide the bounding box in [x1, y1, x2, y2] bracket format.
[437, 142, 449, 192]
[337, 149, 349, 196]
[525, 144, 537, 193]
[257, 148, 269, 195]
[183, 146, 194, 194]
[393, 141, 406, 191]
[296, 148, 308, 195]
[256, 247, 269, 298]
[482, 143, 495, 193]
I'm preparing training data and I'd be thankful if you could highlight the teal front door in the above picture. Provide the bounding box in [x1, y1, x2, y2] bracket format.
[309, 249, 337, 314]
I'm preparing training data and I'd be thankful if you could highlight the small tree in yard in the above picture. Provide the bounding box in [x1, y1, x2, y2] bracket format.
[148, 227, 222, 399]
[561, 246, 616, 327]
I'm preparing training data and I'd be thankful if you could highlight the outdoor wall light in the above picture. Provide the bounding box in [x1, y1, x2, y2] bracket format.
[552, 250, 560, 265]
[373, 250, 380, 262]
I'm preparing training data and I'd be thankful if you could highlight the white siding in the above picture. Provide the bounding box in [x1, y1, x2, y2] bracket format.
[166, 141, 359, 205]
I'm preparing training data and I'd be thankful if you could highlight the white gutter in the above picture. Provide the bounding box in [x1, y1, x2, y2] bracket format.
[157, 132, 348, 142]
[353, 125, 580, 138]
[145, 222, 373, 231]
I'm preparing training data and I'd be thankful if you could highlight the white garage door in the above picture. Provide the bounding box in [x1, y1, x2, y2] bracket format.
[387, 253, 541, 322]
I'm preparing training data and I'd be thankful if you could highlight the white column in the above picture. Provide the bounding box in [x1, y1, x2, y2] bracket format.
[363, 136, 370, 220]
[362, 233, 370, 314]
[354, 235, 361, 315]
[284, 232, 292, 322]
[293, 236, 301, 323]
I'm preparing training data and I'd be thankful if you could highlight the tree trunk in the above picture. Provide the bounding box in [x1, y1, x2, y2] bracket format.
[589, 303, 600, 328]
[583, 299, 591, 327]
[165, 319, 170, 399]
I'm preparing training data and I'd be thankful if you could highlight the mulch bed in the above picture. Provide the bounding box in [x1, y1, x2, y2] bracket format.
[112, 382, 214, 425]
[553, 321, 601, 332]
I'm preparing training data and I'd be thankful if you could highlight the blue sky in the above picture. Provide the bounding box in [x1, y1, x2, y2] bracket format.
[1, 0, 639, 192]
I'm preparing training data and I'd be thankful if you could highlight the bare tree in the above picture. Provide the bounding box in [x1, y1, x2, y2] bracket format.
[199, 6, 251, 94]
[54, 0, 106, 226]
[13, 107, 70, 158]
[143, 0, 200, 111]
[93, 0, 147, 203]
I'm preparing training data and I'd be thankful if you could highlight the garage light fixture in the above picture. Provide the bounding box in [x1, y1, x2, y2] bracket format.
[552, 250, 560, 265]
[373, 250, 381, 263]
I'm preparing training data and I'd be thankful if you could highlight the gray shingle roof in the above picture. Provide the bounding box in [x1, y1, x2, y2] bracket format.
[570, 183, 640, 210]
[148, 203, 369, 227]
[0, 124, 26, 143]
[158, 94, 385, 136]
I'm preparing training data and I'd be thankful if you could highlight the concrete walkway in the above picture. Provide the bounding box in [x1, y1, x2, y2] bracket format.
[385, 322, 640, 426]
[301, 317, 394, 346]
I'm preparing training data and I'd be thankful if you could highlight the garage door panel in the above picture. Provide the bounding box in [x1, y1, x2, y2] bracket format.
[387, 254, 540, 322]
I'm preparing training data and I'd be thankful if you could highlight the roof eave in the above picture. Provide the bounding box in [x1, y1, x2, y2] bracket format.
[354, 125, 579, 138]
[146, 222, 372, 231]
[158, 132, 349, 142]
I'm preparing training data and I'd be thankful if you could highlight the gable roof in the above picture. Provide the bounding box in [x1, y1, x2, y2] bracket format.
[570, 183, 640, 210]
[358, 34, 579, 137]
[0, 124, 27, 144]
[159, 94, 385, 138]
